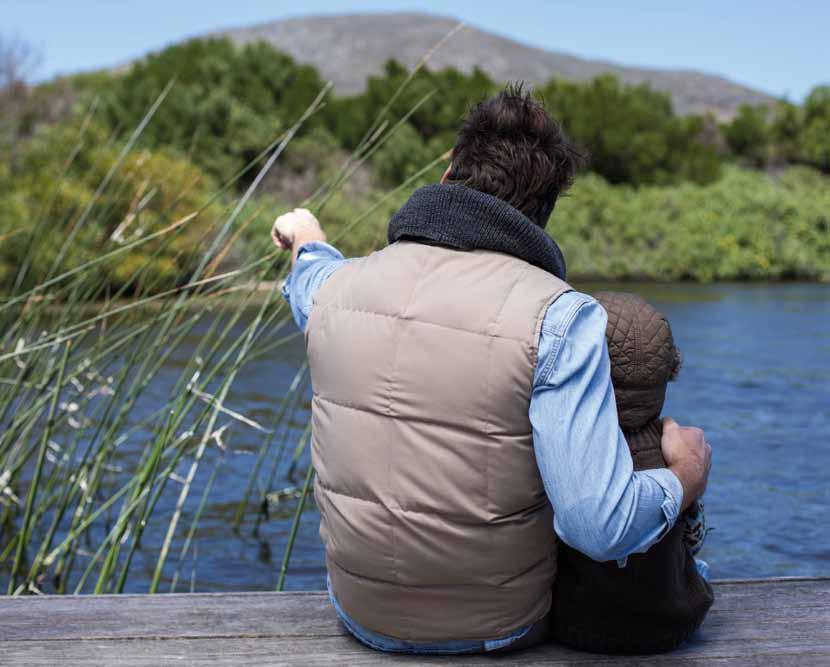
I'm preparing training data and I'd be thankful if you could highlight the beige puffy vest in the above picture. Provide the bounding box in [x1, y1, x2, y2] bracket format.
[306, 240, 571, 641]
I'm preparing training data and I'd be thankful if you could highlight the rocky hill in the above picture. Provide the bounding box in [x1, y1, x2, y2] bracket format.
[214, 12, 776, 118]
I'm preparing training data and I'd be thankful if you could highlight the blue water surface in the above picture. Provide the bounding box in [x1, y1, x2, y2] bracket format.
[210, 283, 830, 589]
[646, 283, 830, 579]
[27, 282, 825, 593]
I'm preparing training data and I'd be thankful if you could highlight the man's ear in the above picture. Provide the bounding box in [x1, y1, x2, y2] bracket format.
[440, 164, 452, 184]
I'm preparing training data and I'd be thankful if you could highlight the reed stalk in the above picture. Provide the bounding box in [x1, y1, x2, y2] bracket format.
[276, 461, 315, 592]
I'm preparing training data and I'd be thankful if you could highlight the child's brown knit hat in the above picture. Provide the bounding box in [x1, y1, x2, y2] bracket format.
[594, 292, 682, 433]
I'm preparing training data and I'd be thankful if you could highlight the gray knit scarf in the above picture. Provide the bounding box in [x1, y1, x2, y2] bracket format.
[387, 184, 567, 279]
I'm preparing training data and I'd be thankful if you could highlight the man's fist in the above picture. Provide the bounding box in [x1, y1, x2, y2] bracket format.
[271, 208, 326, 262]
[661, 417, 712, 511]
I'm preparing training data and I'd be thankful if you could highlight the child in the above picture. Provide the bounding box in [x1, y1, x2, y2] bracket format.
[550, 291, 714, 655]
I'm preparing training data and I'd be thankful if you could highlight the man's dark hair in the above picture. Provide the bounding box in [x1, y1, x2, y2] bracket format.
[446, 83, 585, 227]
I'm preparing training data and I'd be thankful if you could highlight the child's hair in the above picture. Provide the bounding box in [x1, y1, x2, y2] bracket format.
[594, 292, 682, 433]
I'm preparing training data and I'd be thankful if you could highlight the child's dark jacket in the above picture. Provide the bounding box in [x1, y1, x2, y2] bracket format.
[550, 292, 714, 654]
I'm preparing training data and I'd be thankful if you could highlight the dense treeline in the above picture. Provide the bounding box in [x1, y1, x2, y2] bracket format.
[60, 37, 829, 187]
[1, 36, 829, 291]
[249, 164, 830, 282]
[95, 39, 327, 182]
[724, 91, 830, 172]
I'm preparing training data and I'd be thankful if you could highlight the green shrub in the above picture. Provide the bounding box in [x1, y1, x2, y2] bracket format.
[0, 118, 223, 294]
[552, 166, 830, 281]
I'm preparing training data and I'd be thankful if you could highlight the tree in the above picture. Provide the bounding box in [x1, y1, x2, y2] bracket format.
[798, 86, 830, 173]
[372, 122, 435, 184]
[769, 101, 802, 164]
[539, 75, 720, 186]
[319, 59, 493, 185]
[0, 35, 39, 92]
[97, 38, 327, 183]
[0, 36, 40, 148]
[723, 105, 770, 167]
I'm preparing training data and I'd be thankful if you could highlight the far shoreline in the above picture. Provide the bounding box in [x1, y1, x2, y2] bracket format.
[11, 279, 826, 317]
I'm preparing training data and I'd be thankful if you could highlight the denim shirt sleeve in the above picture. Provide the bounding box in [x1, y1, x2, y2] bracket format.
[529, 291, 684, 563]
[280, 241, 352, 332]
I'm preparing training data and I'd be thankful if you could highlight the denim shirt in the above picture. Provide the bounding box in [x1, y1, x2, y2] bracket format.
[282, 241, 684, 654]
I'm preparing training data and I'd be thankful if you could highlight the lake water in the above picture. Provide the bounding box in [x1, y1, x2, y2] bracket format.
[81, 283, 830, 592]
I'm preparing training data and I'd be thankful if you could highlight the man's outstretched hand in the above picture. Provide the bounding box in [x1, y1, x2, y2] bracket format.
[272, 208, 326, 264]
[661, 417, 712, 511]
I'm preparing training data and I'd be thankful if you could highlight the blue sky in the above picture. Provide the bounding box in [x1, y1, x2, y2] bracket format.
[4, 1, 828, 101]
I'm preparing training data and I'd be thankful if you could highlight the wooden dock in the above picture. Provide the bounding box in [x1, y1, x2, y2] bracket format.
[1, 577, 828, 666]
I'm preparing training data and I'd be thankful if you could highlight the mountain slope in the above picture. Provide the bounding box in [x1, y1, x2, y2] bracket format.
[214, 12, 776, 118]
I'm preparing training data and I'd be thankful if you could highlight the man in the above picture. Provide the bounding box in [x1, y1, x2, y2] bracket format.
[273, 86, 712, 654]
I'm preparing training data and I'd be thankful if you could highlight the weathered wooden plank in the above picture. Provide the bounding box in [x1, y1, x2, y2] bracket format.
[706, 607, 830, 638]
[0, 578, 828, 666]
[2, 636, 829, 667]
[703, 584, 830, 613]
[0, 592, 340, 642]
[706, 578, 830, 603]
[4, 599, 827, 644]
[2, 579, 828, 643]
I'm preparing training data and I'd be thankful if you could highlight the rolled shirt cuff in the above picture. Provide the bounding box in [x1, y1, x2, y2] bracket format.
[615, 467, 684, 568]
[642, 466, 684, 530]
